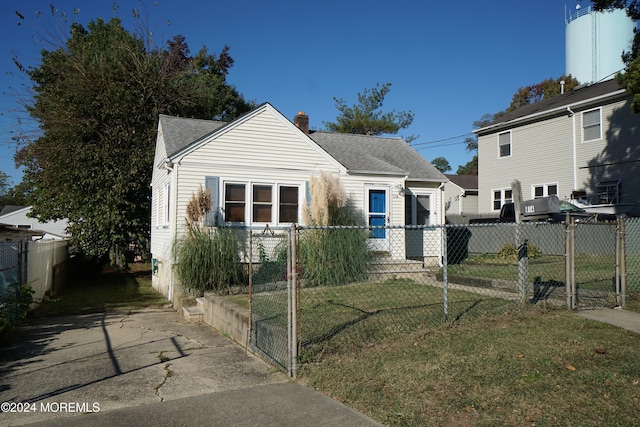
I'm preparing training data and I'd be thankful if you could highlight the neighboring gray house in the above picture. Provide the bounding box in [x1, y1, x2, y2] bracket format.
[150, 103, 447, 301]
[475, 79, 640, 216]
[443, 174, 478, 223]
[0, 206, 69, 240]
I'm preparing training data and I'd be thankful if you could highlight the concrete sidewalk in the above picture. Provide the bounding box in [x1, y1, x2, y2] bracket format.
[0, 309, 382, 426]
[576, 307, 640, 334]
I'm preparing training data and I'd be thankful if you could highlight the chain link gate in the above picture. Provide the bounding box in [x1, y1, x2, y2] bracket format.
[564, 219, 622, 309]
[247, 228, 293, 373]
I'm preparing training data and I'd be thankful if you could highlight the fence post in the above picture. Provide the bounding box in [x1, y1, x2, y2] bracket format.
[564, 217, 577, 309]
[620, 218, 627, 307]
[288, 226, 298, 379]
[564, 219, 573, 309]
[442, 225, 448, 322]
[516, 224, 528, 304]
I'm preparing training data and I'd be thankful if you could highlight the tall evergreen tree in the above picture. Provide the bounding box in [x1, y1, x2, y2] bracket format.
[324, 82, 414, 137]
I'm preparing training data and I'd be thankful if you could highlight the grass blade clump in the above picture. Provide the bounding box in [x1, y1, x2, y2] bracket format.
[300, 172, 371, 287]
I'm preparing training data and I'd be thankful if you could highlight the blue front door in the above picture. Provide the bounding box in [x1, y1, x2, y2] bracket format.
[367, 188, 389, 251]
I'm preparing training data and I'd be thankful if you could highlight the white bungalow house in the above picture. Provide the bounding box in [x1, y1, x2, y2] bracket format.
[443, 174, 478, 223]
[0, 205, 70, 240]
[150, 103, 447, 301]
[475, 79, 640, 217]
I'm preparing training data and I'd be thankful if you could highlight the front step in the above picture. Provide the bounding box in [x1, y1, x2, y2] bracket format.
[182, 305, 204, 323]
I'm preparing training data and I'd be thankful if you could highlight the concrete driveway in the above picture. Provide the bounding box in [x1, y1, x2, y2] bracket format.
[0, 309, 382, 426]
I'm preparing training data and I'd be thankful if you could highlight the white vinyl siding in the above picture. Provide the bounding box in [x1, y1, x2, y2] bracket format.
[582, 108, 602, 142]
[477, 113, 573, 213]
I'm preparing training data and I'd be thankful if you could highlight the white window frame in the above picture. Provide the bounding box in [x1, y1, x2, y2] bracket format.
[582, 107, 602, 142]
[491, 188, 513, 212]
[404, 191, 433, 226]
[597, 179, 621, 204]
[531, 183, 559, 199]
[498, 131, 512, 158]
[222, 179, 303, 226]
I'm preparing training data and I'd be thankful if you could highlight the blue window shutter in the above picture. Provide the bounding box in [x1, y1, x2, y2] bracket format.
[305, 180, 311, 205]
[205, 176, 220, 226]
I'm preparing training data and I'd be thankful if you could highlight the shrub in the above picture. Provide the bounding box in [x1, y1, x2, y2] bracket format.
[0, 284, 34, 338]
[174, 227, 244, 294]
[252, 240, 288, 285]
[497, 243, 542, 260]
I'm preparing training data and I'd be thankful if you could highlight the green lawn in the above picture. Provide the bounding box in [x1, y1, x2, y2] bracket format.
[447, 253, 619, 291]
[33, 263, 168, 317]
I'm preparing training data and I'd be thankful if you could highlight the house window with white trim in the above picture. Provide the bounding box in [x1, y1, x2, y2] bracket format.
[492, 188, 512, 211]
[225, 183, 246, 222]
[597, 180, 620, 204]
[279, 186, 299, 223]
[252, 185, 272, 222]
[498, 131, 511, 158]
[533, 183, 558, 199]
[223, 181, 300, 225]
[583, 108, 602, 141]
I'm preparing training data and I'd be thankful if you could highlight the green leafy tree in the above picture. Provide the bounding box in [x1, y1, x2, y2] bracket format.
[506, 75, 580, 112]
[456, 156, 478, 175]
[16, 18, 253, 268]
[431, 157, 451, 173]
[324, 82, 414, 137]
[592, 0, 640, 112]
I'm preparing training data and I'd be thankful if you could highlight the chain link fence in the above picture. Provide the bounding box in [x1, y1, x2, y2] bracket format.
[624, 217, 640, 293]
[0, 240, 28, 331]
[244, 219, 635, 375]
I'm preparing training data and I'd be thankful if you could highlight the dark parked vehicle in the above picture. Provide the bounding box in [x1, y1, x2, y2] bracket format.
[469, 196, 617, 224]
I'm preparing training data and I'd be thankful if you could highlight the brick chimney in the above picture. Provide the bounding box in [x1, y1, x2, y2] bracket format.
[294, 111, 309, 134]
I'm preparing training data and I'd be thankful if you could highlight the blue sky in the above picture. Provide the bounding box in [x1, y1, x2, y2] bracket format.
[0, 0, 584, 186]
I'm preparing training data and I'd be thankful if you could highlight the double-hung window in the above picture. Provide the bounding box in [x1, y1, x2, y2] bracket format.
[583, 108, 602, 141]
[532, 183, 558, 199]
[223, 182, 300, 225]
[252, 185, 272, 222]
[225, 183, 246, 222]
[492, 188, 512, 211]
[498, 131, 511, 158]
[279, 186, 299, 223]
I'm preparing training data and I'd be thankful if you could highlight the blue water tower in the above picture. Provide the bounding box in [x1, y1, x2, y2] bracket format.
[565, 4, 637, 83]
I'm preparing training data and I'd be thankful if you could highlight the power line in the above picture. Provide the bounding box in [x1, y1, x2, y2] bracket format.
[409, 132, 474, 148]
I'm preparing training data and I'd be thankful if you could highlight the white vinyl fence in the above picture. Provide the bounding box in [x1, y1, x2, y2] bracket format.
[26, 240, 69, 304]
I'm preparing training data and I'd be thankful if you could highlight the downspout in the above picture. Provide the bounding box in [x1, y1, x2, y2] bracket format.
[438, 181, 445, 225]
[169, 161, 178, 302]
[567, 107, 577, 192]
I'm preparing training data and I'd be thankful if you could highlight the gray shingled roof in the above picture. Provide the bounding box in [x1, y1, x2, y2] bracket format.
[158, 112, 446, 182]
[445, 174, 478, 190]
[478, 79, 626, 134]
[159, 114, 226, 157]
[309, 131, 447, 182]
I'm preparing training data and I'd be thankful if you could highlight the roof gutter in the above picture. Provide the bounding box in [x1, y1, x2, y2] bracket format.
[474, 89, 627, 135]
